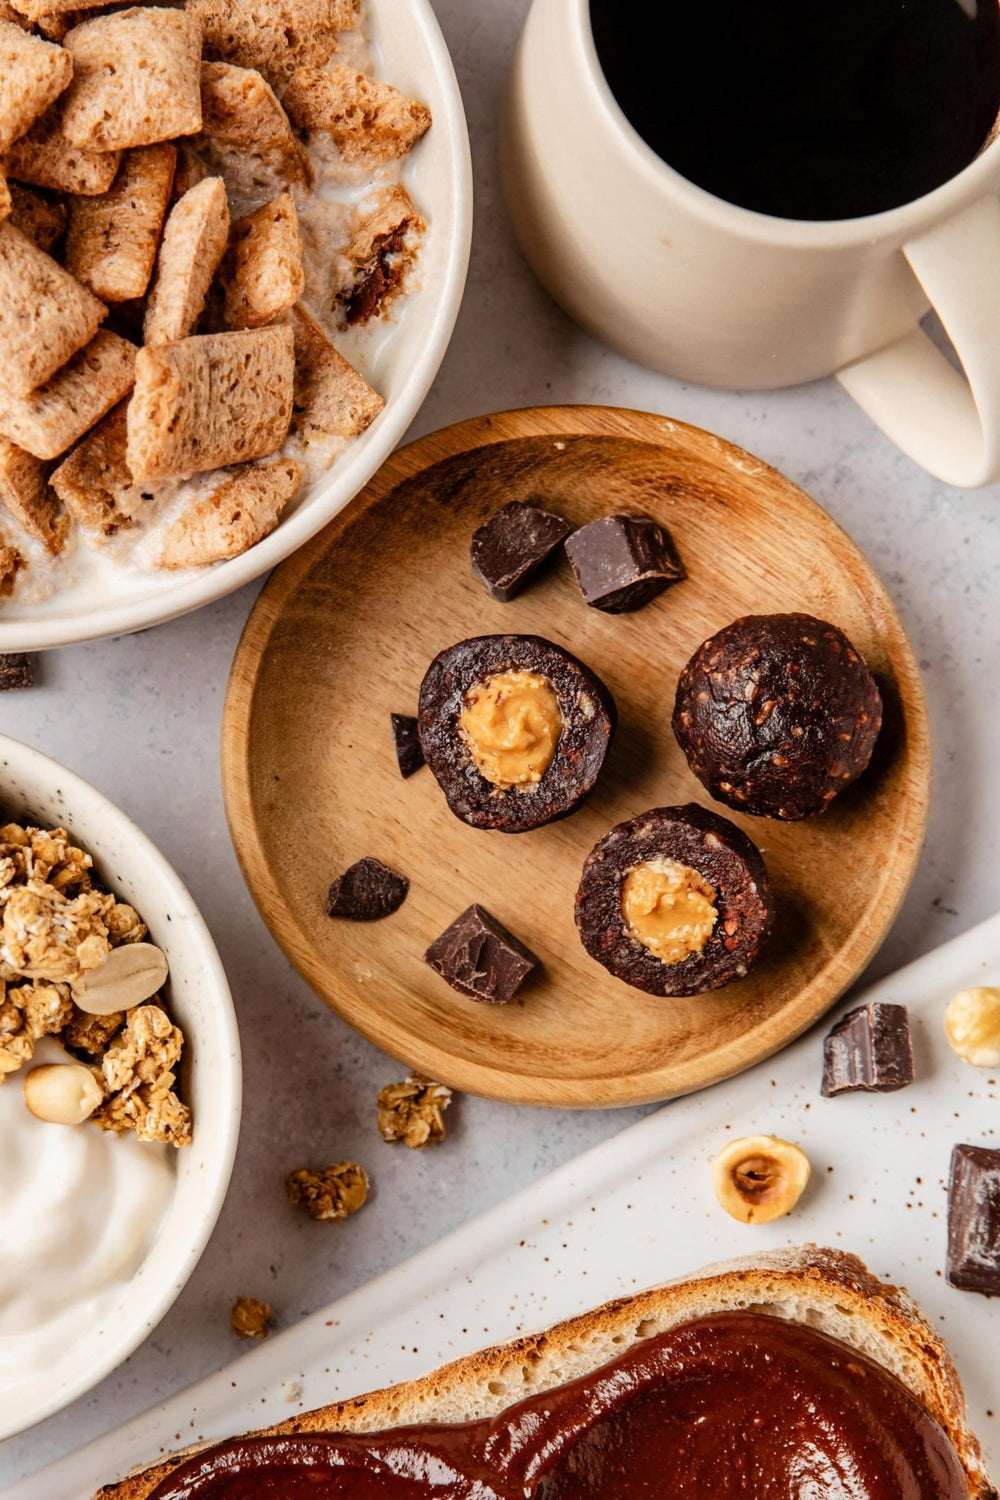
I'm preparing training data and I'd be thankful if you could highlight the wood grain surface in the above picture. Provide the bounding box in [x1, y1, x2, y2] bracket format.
[221, 406, 930, 1108]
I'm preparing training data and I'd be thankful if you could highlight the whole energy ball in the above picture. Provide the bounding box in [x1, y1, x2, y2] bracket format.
[672, 613, 882, 820]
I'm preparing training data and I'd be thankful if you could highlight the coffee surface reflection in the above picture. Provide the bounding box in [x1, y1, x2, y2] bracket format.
[590, 0, 1000, 220]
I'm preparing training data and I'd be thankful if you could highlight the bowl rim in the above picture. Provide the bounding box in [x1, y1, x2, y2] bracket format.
[0, 732, 241, 1440]
[0, 0, 473, 653]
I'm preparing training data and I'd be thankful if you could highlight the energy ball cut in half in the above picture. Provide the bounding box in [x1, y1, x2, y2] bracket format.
[417, 634, 616, 833]
[575, 803, 774, 996]
[672, 612, 883, 820]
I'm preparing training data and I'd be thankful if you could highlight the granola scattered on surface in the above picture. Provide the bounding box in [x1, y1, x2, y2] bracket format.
[377, 1075, 451, 1149]
[0, 819, 190, 1145]
[286, 1161, 369, 1221]
[230, 1294, 273, 1340]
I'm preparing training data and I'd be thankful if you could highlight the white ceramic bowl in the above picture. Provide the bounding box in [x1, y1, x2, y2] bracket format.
[0, 734, 241, 1439]
[0, 0, 472, 651]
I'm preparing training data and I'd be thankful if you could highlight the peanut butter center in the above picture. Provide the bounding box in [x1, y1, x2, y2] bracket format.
[459, 670, 562, 790]
[621, 858, 718, 965]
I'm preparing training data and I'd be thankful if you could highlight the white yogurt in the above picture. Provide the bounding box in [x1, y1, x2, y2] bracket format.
[0, 1038, 175, 1392]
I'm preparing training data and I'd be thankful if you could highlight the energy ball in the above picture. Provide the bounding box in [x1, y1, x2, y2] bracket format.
[672, 613, 882, 820]
[418, 634, 616, 833]
[575, 803, 774, 996]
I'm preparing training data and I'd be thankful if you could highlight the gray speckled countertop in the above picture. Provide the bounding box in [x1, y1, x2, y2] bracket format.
[2, 0, 999, 1487]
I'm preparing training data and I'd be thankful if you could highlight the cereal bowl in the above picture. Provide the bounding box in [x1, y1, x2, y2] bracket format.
[0, 0, 472, 650]
[0, 734, 240, 1438]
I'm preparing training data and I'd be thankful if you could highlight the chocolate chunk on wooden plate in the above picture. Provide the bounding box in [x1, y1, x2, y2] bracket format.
[326, 856, 408, 921]
[564, 512, 685, 613]
[821, 1001, 914, 1096]
[424, 903, 539, 1002]
[470, 498, 571, 601]
[389, 712, 424, 778]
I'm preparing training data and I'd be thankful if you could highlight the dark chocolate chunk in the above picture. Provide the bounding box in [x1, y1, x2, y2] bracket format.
[470, 499, 572, 602]
[0, 653, 34, 691]
[821, 1002, 914, 1096]
[672, 613, 883, 820]
[326, 857, 408, 921]
[418, 634, 616, 834]
[390, 713, 424, 778]
[564, 513, 685, 613]
[424, 903, 538, 1003]
[575, 803, 774, 996]
[947, 1143, 1000, 1295]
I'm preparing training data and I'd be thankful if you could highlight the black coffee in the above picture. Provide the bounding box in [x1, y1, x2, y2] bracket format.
[589, 0, 1000, 220]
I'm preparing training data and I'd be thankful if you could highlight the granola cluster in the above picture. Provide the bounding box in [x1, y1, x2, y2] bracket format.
[0, 820, 190, 1146]
[286, 1161, 369, 1222]
[230, 1294, 273, 1341]
[376, 1075, 452, 1149]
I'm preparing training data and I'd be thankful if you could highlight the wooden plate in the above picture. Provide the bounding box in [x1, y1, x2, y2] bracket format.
[222, 407, 929, 1108]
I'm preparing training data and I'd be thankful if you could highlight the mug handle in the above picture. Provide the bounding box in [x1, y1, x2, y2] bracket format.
[836, 194, 1000, 489]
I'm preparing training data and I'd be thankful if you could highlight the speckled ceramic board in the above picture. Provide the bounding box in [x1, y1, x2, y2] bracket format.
[16, 909, 1000, 1500]
[221, 406, 930, 1108]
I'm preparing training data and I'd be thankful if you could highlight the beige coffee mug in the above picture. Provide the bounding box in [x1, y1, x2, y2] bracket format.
[501, 0, 1000, 487]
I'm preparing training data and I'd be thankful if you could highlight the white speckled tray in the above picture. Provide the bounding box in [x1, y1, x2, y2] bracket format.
[12, 911, 1000, 1500]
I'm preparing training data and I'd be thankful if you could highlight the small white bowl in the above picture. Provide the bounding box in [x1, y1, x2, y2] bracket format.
[0, 0, 472, 651]
[0, 734, 241, 1440]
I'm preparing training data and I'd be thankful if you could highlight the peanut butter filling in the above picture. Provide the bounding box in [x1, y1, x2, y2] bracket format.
[621, 858, 718, 965]
[459, 670, 562, 790]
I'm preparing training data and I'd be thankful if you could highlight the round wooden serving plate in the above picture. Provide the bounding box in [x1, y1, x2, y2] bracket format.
[222, 407, 930, 1108]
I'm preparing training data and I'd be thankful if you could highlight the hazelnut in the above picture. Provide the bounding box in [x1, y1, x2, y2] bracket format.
[712, 1134, 811, 1224]
[71, 941, 169, 1015]
[943, 987, 1000, 1068]
[23, 1062, 103, 1124]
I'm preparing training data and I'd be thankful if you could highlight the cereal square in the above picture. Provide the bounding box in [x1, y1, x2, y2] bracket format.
[61, 8, 202, 152]
[0, 434, 68, 551]
[198, 61, 308, 192]
[224, 191, 304, 330]
[0, 220, 105, 399]
[289, 303, 382, 442]
[336, 184, 424, 326]
[0, 21, 72, 154]
[8, 181, 66, 251]
[126, 326, 294, 480]
[8, 0, 113, 23]
[157, 456, 300, 567]
[66, 143, 176, 301]
[4, 99, 121, 194]
[51, 399, 146, 533]
[282, 66, 430, 165]
[143, 175, 229, 345]
[188, 0, 357, 88]
[0, 329, 135, 458]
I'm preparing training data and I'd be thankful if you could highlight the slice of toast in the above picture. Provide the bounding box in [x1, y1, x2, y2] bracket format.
[93, 1246, 994, 1500]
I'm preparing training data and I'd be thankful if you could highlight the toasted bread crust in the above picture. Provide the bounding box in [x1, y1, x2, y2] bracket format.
[93, 1247, 995, 1500]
